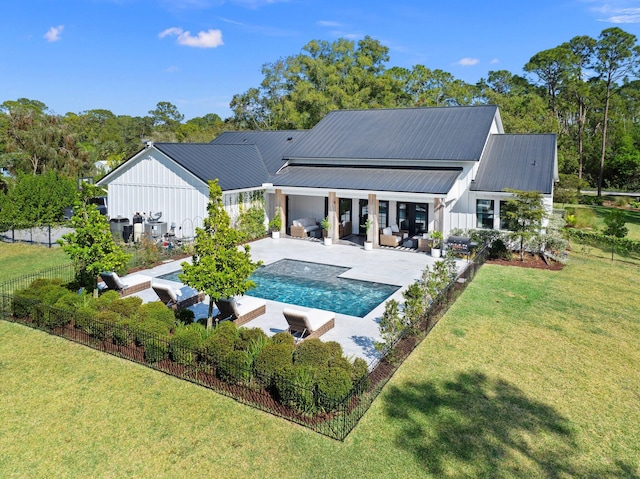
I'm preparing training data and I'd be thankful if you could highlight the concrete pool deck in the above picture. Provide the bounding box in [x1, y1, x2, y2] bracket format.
[126, 237, 468, 365]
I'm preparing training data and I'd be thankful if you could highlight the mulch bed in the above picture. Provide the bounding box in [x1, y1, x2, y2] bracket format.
[486, 253, 564, 270]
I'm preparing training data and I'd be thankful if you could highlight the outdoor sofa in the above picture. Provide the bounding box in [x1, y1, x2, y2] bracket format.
[152, 283, 205, 310]
[216, 296, 267, 326]
[282, 306, 335, 341]
[290, 218, 322, 238]
[99, 272, 151, 297]
[379, 224, 409, 247]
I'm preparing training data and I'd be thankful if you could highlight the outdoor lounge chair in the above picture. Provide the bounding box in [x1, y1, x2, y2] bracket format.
[379, 227, 402, 247]
[216, 296, 266, 326]
[99, 272, 151, 297]
[152, 283, 205, 310]
[283, 307, 335, 341]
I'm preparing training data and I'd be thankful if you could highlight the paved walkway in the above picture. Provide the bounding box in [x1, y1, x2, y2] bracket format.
[126, 237, 468, 365]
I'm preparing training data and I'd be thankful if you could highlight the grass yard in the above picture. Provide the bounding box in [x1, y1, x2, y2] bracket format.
[1, 252, 639, 477]
[562, 204, 640, 241]
[0, 242, 71, 284]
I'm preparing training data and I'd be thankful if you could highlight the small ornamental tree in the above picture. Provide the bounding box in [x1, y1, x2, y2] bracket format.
[58, 184, 131, 295]
[502, 189, 545, 261]
[603, 209, 628, 238]
[180, 180, 261, 329]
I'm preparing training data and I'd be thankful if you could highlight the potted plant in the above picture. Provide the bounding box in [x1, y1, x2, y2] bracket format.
[430, 230, 444, 258]
[361, 218, 373, 251]
[268, 207, 282, 239]
[321, 216, 332, 245]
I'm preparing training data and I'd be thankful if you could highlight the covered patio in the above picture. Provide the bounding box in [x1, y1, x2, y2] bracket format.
[129, 237, 468, 365]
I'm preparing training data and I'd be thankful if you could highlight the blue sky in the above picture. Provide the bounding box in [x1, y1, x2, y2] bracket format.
[3, 0, 640, 121]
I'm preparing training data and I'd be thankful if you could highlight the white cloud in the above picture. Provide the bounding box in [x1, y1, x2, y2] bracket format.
[587, 1, 640, 23]
[44, 25, 64, 42]
[490, 58, 500, 64]
[159, 27, 223, 48]
[456, 57, 480, 66]
[605, 7, 640, 23]
[317, 20, 342, 27]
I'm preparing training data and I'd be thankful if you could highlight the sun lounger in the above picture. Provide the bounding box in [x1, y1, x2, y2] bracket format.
[282, 307, 335, 341]
[152, 283, 205, 310]
[216, 296, 266, 326]
[99, 272, 151, 297]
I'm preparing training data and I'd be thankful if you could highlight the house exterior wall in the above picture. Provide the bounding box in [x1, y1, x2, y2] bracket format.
[101, 148, 267, 239]
[103, 150, 209, 239]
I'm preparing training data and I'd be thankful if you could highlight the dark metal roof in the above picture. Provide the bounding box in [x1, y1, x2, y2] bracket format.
[284, 105, 499, 162]
[273, 165, 462, 195]
[211, 130, 309, 174]
[154, 143, 269, 191]
[471, 134, 557, 194]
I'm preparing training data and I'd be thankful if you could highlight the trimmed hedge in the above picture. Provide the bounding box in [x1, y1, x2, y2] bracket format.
[565, 228, 640, 255]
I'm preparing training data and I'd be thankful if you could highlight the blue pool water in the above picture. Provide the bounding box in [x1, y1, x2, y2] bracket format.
[158, 259, 399, 318]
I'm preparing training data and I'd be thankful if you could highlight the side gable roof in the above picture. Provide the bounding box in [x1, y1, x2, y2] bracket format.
[471, 134, 557, 194]
[211, 130, 309, 174]
[153, 143, 270, 191]
[284, 105, 500, 162]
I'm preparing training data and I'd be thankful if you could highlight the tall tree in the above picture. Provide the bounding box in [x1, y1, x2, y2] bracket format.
[565, 35, 597, 179]
[179, 180, 261, 329]
[524, 45, 575, 124]
[593, 27, 640, 196]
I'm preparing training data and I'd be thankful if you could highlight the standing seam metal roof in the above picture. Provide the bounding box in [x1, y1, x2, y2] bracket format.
[284, 105, 499, 161]
[470, 135, 557, 194]
[273, 165, 462, 195]
[153, 143, 270, 191]
[211, 130, 309, 175]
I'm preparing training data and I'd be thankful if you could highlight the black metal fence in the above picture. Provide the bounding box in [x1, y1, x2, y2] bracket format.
[0, 247, 489, 441]
[0, 263, 75, 298]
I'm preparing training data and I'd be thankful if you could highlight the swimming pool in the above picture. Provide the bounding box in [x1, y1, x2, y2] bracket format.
[157, 259, 400, 318]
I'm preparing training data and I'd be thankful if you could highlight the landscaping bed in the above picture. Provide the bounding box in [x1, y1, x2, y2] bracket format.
[486, 252, 564, 270]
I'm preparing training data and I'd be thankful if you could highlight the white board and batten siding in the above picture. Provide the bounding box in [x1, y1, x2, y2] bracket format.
[102, 148, 267, 239]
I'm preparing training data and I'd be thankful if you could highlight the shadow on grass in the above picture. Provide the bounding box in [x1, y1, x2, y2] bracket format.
[383, 370, 638, 478]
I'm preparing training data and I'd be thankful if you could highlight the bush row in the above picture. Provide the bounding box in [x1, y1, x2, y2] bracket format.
[11, 279, 369, 415]
[564, 228, 640, 255]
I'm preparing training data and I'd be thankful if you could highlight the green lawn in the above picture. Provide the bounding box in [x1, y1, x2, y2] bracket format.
[561, 204, 640, 241]
[0, 242, 71, 284]
[1, 253, 639, 478]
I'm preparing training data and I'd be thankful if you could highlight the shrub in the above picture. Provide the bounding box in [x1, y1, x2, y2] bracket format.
[352, 357, 370, 393]
[293, 338, 334, 371]
[112, 318, 133, 346]
[31, 303, 72, 329]
[235, 327, 268, 351]
[271, 331, 295, 346]
[169, 324, 206, 365]
[316, 367, 353, 412]
[106, 296, 143, 319]
[175, 308, 195, 325]
[614, 196, 630, 207]
[275, 365, 316, 414]
[218, 350, 251, 383]
[488, 238, 511, 260]
[144, 337, 169, 363]
[254, 342, 294, 385]
[12, 292, 40, 318]
[92, 290, 121, 310]
[603, 209, 628, 238]
[130, 319, 171, 347]
[54, 290, 89, 312]
[138, 302, 176, 331]
[202, 321, 238, 365]
[92, 310, 121, 341]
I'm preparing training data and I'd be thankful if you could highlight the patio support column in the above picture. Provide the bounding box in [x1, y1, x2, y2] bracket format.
[434, 198, 444, 235]
[275, 189, 286, 232]
[328, 191, 338, 240]
[368, 193, 379, 248]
